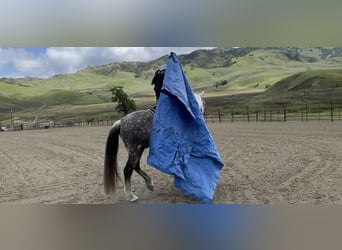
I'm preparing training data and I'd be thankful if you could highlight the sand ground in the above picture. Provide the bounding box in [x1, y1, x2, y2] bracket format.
[1, 122, 342, 204]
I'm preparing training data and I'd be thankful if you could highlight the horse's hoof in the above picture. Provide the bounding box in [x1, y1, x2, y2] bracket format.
[147, 184, 154, 192]
[130, 197, 138, 202]
[147, 181, 154, 192]
[129, 193, 138, 202]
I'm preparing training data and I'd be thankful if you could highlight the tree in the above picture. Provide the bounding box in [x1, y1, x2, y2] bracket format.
[110, 86, 136, 115]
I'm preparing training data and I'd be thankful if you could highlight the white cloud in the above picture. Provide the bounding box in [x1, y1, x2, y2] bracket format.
[0, 48, 46, 77]
[14, 58, 44, 72]
[0, 47, 214, 78]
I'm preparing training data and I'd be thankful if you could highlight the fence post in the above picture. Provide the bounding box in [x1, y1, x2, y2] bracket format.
[246, 107, 250, 122]
[331, 101, 334, 122]
[301, 106, 304, 122]
[231, 109, 234, 122]
[277, 110, 279, 121]
[305, 104, 308, 121]
[284, 106, 287, 122]
[218, 109, 221, 123]
[270, 110, 273, 122]
[264, 108, 266, 121]
[318, 104, 320, 121]
[256, 110, 259, 122]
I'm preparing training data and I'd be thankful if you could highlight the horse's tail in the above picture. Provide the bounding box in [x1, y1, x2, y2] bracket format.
[104, 120, 121, 194]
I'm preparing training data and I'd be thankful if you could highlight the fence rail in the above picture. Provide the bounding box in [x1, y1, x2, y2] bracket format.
[4, 103, 342, 131]
[9, 119, 118, 131]
[204, 103, 342, 123]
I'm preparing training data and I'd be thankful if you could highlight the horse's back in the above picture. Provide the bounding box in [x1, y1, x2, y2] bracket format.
[120, 110, 154, 149]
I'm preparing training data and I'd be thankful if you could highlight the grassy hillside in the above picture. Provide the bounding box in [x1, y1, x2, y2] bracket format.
[1, 47, 342, 123]
[268, 69, 342, 92]
[0, 94, 13, 109]
[257, 69, 342, 106]
[204, 69, 342, 112]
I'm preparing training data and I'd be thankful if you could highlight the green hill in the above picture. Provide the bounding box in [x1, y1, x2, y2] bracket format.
[2, 47, 342, 122]
[203, 68, 342, 111]
[268, 69, 342, 92]
[255, 69, 342, 106]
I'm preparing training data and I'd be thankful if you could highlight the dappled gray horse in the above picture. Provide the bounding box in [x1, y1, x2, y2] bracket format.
[103, 92, 204, 201]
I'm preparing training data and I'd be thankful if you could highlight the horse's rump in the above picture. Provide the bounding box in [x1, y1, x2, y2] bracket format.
[120, 110, 154, 150]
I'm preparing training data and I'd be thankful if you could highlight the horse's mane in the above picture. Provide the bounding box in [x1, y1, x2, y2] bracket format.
[151, 69, 165, 100]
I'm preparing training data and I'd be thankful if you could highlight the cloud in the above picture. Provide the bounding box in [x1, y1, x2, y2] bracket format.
[0, 48, 46, 77]
[0, 47, 214, 78]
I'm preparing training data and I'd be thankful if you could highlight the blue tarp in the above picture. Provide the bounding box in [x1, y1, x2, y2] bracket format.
[147, 53, 224, 203]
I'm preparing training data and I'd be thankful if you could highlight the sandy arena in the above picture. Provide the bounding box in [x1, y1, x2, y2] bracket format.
[1, 122, 342, 204]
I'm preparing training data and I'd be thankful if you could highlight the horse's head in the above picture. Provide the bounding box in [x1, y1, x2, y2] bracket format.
[151, 65, 166, 100]
[194, 91, 205, 113]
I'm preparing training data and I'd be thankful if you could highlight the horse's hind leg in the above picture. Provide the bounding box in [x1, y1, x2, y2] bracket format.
[135, 164, 154, 192]
[123, 155, 138, 202]
[134, 148, 154, 192]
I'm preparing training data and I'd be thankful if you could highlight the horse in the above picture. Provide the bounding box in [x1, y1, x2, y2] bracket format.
[103, 92, 205, 201]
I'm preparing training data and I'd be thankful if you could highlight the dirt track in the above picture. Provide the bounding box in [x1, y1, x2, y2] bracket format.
[1, 122, 342, 204]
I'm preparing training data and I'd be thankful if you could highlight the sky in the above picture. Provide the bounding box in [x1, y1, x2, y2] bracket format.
[0, 47, 213, 79]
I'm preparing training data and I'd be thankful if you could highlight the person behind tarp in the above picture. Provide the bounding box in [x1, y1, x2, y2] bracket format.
[151, 64, 166, 101]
